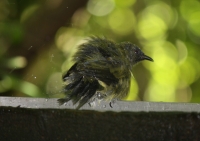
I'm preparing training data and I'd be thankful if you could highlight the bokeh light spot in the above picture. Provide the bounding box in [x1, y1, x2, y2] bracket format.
[0, 76, 12, 93]
[87, 0, 115, 16]
[108, 8, 136, 35]
[180, 0, 200, 21]
[16, 81, 41, 97]
[7, 56, 27, 69]
[176, 39, 188, 64]
[144, 81, 176, 102]
[138, 13, 167, 40]
[20, 4, 39, 23]
[188, 11, 200, 36]
[115, 0, 136, 7]
[179, 57, 200, 86]
[125, 78, 138, 101]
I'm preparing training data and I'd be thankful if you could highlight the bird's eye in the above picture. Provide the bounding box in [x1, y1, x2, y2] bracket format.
[135, 50, 138, 54]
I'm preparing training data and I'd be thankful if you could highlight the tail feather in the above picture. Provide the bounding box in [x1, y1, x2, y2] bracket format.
[70, 79, 87, 104]
[72, 83, 90, 104]
[58, 73, 100, 109]
[58, 62, 101, 109]
[64, 75, 82, 91]
[76, 91, 90, 109]
[76, 81, 99, 109]
[57, 98, 71, 106]
[58, 76, 84, 105]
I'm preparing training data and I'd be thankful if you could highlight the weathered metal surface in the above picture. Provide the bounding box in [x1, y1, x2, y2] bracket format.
[0, 97, 200, 141]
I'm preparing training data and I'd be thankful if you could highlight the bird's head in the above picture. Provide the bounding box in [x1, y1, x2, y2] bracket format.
[119, 42, 153, 66]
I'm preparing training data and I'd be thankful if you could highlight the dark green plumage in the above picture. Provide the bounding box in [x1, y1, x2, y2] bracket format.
[58, 37, 153, 109]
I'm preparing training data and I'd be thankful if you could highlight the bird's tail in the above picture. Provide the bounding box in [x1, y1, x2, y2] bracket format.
[58, 74, 100, 109]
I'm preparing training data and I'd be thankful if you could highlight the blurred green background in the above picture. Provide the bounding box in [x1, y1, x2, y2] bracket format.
[1, 0, 200, 103]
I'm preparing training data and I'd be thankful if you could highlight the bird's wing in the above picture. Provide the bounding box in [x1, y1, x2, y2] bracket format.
[76, 60, 118, 86]
[76, 56, 130, 86]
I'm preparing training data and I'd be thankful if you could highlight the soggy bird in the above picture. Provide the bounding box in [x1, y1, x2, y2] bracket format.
[58, 37, 153, 109]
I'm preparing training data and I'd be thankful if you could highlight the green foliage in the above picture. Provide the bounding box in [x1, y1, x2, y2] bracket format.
[1, 0, 200, 103]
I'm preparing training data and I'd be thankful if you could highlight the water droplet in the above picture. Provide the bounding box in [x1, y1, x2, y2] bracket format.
[28, 46, 33, 50]
[89, 99, 96, 108]
[64, 102, 69, 106]
[96, 92, 106, 100]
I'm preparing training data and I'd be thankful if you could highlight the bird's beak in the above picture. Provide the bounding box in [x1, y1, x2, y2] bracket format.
[142, 54, 154, 62]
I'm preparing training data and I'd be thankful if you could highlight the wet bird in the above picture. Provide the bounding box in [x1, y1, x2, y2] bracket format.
[58, 37, 153, 109]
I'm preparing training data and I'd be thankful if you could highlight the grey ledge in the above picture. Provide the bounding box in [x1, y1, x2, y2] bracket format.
[1, 97, 200, 141]
[0, 97, 200, 112]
